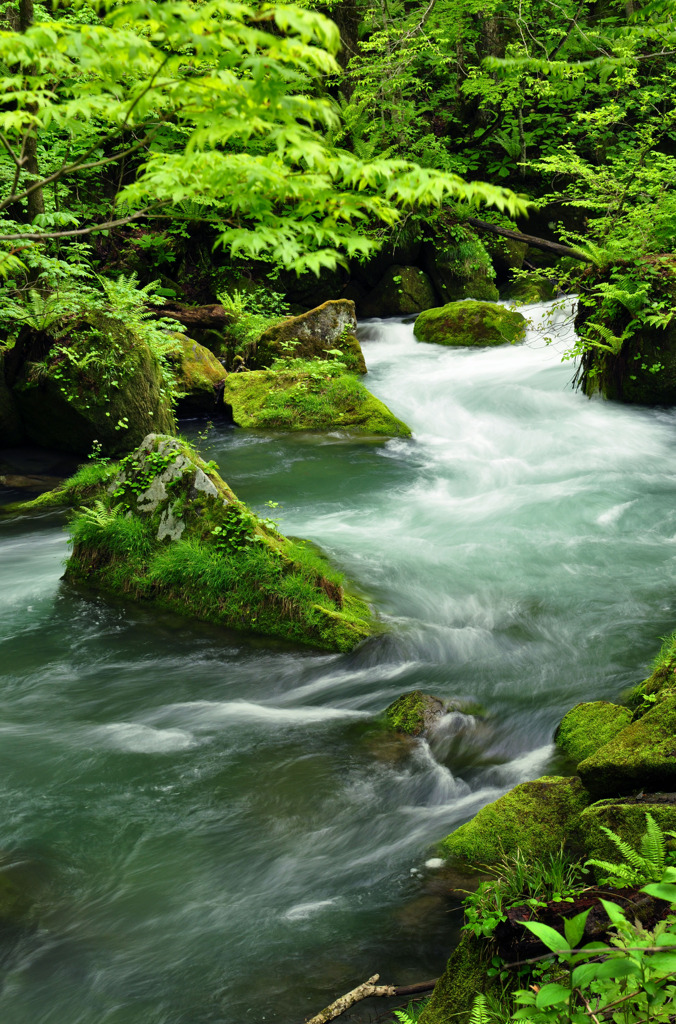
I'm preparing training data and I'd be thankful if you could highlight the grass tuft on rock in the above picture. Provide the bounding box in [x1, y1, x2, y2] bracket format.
[64, 434, 377, 652]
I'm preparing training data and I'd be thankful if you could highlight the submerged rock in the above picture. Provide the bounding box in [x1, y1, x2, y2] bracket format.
[578, 694, 676, 797]
[165, 336, 227, 416]
[253, 300, 366, 374]
[222, 363, 411, 437]
[382, 691, 448, 736]
[439, 776, 590, 865]
[360, 266, 437, 317]
[414, 301, 527, 348]
[64, 434, 377, 652]
[555, 701, 633, 766]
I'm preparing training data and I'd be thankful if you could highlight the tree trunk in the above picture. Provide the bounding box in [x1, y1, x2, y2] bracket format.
[19, 0, 45, 223]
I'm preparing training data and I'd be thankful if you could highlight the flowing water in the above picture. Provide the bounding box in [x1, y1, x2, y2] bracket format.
[2, 299, 676, 1024]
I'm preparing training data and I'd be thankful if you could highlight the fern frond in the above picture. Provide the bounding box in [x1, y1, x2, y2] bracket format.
[469, 994, 491, 1024]
[599, 826, 651, 873]
[584, 856, 640, 885]
[641, 813, 666, 878]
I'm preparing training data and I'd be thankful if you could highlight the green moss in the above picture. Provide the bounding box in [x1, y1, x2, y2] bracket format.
[417, 934, 491, 1024]
[414, 301, 527, 348]
[222, 363, 411, 436]
[502, 275, 557, 305]
[361, 265, 437, 317]
[13, 312, 175, 455]
[580, 800, 676, 865]
[254, 300, 367, 374]
[439, 776, 590, 865]
[627, 632, 676, 712]
[0, 461, 116, 517]
[383, 691, 446, 736]
[555, 702, 633, 766]
[165, 336, 227, 414]
[64, 434, 378, 652]
[578, 694, 676, 797]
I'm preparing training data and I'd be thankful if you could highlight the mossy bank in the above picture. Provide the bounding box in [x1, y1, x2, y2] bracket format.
[63, 435, 378, 652]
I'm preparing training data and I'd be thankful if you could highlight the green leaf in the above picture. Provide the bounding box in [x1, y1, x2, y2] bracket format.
[642, 882, 676, 903]
[564, 909, 591, 949]
[523, 921, 571, 954]
[599, 899, 629, 926]
[535, 983, 571, 1008]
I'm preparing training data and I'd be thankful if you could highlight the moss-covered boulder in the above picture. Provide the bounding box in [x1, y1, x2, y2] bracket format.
[0, 348, 24, 447]
[417, 934, 490, 1024]
[64, 434, 377, 652]
[253, 300, 366, 374]
[165, 336, 227, 416]
[414, 301, 527, 348]
[0, 461, 115, 518]
[360, 265, 437, 317]
[579, 799, 676, 866]
[423, 237, 500, 303]
[578, 694, 676, 797]
[555, 702, 633, 766]
[383, 691, 448, 737]
[502, 274, 557, 305]
[11, 313, 175, 455]
[440, 776, 590, 865]
[222, 362, 411, 437]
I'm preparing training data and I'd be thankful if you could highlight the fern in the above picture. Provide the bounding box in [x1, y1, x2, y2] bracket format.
[585, 813, 676, 886]
[582, 320, 635, 355]
[77, 500, 123, 529]
[469, 994, 492, 1024]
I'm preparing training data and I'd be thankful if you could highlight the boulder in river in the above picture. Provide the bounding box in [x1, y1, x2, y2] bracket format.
[360, 265, 437, 317]
[382, 691, 448, 737]
[414, 301, 527, 348]
[501, 273, 557, 304]
[253, 300, 367, 374]
[439, 776, 590, 865]
[555, 701, 632, 766]
[165, 336, 227, 416]
[222, 362, 411, 436]
[578, 694, 676, 797]
[64, 434, 377, 652]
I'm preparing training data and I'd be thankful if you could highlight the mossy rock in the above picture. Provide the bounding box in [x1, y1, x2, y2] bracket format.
[579, 799, 676, 867]
[414, 301, 527, 348]
[12, 313, 175, 456]
[253, 300, 366, 374]
[502, 274, 557, 304]
[382, 691, 447, 737]
[360, 265, 437, 317]
[578, 694, 676, 797]
[64, 434, 377, 652]
[222, 364, 411, 437]
[423, 237, 500, 303]
[555, 702, 633, 766]
[0, 348, 24, 447]
[439, 776, 590, 865]
[417, 933, 492, 1024]
[483, 234, 528, 280]
[165, 336, 227, 416]
[0, 460, 115, 518]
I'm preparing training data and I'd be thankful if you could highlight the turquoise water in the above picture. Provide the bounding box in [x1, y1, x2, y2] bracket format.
[2, 300, 676, 1022]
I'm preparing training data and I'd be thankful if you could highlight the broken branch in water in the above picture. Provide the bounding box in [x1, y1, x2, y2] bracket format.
[304, 974, 438, 1024]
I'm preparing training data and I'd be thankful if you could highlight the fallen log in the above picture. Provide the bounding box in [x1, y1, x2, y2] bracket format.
[146, 302, 234, 330]
[304, 974, 438, 1024]
[465, 217, 589, 263]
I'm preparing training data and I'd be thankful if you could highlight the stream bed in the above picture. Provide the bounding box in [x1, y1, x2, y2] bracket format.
[2, 299, 676, 1023]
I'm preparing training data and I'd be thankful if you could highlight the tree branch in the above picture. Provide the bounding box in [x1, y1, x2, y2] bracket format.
[0, 206, 157, 240]
[465, 216, 589, 261]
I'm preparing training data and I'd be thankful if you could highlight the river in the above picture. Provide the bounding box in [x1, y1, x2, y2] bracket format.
[1, 299, 676, 1023]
